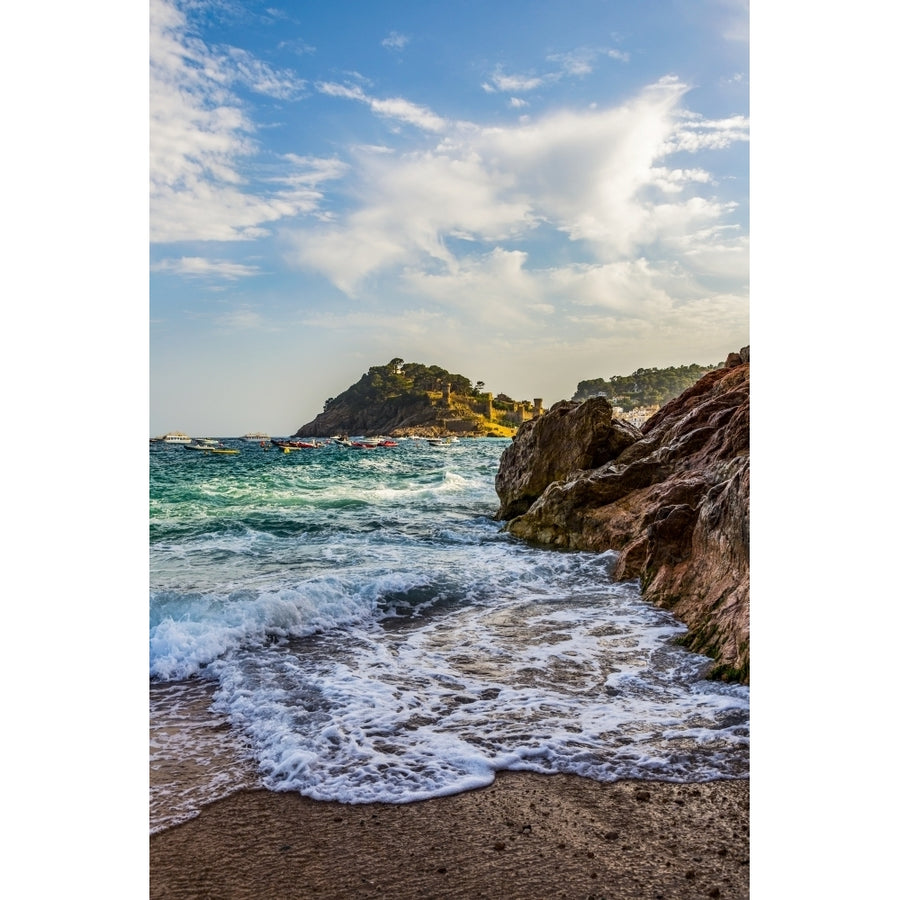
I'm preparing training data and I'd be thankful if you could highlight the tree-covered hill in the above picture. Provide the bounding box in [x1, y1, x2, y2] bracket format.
[293, 358, 518, 437]
[572, 362, 723, 411]
[321, 358, 475, 410]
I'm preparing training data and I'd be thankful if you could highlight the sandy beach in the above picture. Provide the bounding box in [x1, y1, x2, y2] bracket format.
[150, 772, 749, 899]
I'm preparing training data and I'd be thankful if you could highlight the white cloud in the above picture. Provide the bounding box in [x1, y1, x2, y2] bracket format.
[224, 47, 306, 100]
[482, 68, 546, 93]
[286, 76, 747, 295]
[370, 97, 447, 132]
[665, 113, 750, 153]
[287, 147, 535, 293]
[150, 0, 337, 243]
[277, 38, 317, 56]
[547, 259, 675, 316]
[151, 257, 261, 278]
[316, 81, 448, 132]
[400, 248, 542, 328]
[547, 47, 630, 76]
[382, 31, 409, 50]
[488, 47, 630, 96]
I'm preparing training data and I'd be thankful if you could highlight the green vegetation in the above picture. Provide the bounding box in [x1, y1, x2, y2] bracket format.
[313, 358, 520, 437]
[323, 358, 476, 410]
[571, 362, 723, 411]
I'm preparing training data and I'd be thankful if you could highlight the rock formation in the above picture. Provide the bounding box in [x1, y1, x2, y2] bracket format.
[292, 360, 520, 438]
[495, 347, 749, 683]
[495, 398, 643, 520]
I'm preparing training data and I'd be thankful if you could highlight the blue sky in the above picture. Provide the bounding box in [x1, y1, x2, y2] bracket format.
[150, 0, 749, 436]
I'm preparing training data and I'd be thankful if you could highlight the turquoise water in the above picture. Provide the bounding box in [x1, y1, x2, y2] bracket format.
[150, 438, 748, 833]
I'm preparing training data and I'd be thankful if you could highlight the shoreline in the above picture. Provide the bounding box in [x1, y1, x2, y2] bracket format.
[150, 771, 749, 899]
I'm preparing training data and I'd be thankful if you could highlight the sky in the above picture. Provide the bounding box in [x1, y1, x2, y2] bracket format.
[149, 0, 749, 436]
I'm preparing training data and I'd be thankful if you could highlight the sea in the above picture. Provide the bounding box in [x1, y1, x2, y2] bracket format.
[149, 437, 749, 835]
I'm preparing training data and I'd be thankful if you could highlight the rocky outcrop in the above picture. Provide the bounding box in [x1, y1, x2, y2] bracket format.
[494, 398, 643, 519]
[496, 348, 749, 683]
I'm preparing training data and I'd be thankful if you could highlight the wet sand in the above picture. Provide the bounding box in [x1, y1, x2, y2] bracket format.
[150, 772, 749, 899]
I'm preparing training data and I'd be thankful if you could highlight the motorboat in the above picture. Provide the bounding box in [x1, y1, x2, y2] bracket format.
[271, 438, 326, 452]
[161, 432, 192, 444]
[185, 441, 240, 455]
[185, 438, 222, 451]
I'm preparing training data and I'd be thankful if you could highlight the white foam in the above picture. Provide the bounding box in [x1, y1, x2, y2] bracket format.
[206, 579, 749, 805]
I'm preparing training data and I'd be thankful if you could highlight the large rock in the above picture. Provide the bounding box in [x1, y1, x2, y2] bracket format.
[497, 350, 750, 682]
[494, 397, 642, 519]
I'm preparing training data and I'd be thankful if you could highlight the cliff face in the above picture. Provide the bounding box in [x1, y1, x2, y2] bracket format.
[495, 348, 749, 683]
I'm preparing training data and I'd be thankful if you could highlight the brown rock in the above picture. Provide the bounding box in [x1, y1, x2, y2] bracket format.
[497, 355, 749, 682]
[494, 397, 641, 519]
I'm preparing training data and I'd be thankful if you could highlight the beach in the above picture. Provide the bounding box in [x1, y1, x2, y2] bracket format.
[150, 772, 749, 899]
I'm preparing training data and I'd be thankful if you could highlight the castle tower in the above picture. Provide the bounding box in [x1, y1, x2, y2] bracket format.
[442, 383, 452, 407]
[533, 398, 543, 416]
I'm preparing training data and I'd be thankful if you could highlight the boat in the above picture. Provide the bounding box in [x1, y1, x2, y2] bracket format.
[161, 431, 192, 444]
[241, 432, 271, 442]
[377, 440, 399, 448]
[183, 437, 239, 455]
[185, 446, 240, 455]
[271, 438, 324, 449]
[271, 438, 326, 453]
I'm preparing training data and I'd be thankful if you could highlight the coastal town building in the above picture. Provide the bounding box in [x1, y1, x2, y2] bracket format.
[613, 405, 660, 427]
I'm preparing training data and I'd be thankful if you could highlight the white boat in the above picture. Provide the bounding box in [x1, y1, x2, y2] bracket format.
[242, 432, 271, 442]
[161, 431, 192, 444]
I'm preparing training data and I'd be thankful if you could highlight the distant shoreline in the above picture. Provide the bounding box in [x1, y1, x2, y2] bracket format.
[150, 771, 749, 899]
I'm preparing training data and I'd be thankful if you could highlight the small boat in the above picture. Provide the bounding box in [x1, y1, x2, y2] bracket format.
[185, 438, 240, 454]
[161, 431, 192, 444]
[271, 438, 325, 450]
[351, 441, 378, 449]
[377, 440, 399, 448]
